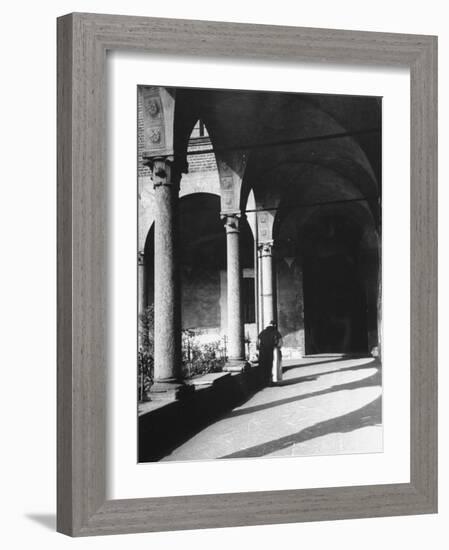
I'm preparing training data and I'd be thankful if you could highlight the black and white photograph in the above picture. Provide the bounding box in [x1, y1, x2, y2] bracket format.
[1, 0, 440, 543]
[137, 85, 382, 463]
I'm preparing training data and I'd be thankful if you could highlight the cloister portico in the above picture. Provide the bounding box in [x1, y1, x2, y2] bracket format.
[138, 86, 381, 387]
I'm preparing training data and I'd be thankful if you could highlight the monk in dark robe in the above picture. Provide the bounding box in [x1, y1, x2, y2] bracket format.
[257, 321, 282, 385]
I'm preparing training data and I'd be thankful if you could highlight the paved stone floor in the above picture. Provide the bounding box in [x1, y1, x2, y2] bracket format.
[162, 356, 383, 461]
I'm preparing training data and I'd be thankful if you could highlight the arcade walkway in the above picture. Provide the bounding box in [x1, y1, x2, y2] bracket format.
[162, 356, 382, 461]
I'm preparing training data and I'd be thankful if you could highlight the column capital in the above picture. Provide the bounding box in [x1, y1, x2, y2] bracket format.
[221, 211, 243, 234]
[258, 240, 274, 256]
[143, 155, 185, 190]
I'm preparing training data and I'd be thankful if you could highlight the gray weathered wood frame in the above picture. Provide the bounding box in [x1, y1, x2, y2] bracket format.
[57, 12, 438, 537]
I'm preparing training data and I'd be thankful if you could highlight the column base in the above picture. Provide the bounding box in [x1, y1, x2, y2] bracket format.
[150, 379, 184, 401]
[223, 359, 250, 373]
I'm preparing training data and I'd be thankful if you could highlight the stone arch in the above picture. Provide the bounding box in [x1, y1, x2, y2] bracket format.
[143, 192, 255, 335]
[179, 118, 221, 199]
[274, 193, 380, 355]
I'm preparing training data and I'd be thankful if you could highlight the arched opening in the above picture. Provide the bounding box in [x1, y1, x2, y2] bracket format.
[144, 193, 255, 337]
[179, 193, 225, 331]
[275, 199, 380, 357]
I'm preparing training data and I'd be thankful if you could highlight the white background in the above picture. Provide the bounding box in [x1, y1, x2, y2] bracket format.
[0, 1, 445, 548]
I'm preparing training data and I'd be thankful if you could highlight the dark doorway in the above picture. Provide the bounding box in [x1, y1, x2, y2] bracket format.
[303, 254, 368, 354]
[302, 215, 369, 355]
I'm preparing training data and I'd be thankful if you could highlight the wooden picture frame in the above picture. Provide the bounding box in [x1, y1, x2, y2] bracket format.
[57, 12, 437, 536]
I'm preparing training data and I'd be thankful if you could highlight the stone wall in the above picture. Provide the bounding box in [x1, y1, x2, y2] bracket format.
[181, 267, 220, 330]
[276, 258, 305, 357]
[138, 93, 221, 250]
[137, 90, 152, 180]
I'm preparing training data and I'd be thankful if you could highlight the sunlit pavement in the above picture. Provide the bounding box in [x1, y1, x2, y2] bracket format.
[162, 356, 382, 461]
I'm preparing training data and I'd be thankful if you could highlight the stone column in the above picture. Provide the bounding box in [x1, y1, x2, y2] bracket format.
[137, 251, 145, 315]
[256, 245, 264, 332]
[137, 251, 145, 349]
[222, 213, 245, 369]
[151, 157, 182, 382]
[259, 241, 275, 328]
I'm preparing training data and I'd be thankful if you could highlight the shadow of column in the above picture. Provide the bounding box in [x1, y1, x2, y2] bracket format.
[219, 395, 381, 458]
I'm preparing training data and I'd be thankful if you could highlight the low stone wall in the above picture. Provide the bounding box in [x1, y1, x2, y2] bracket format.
[138, 365, 263, 462]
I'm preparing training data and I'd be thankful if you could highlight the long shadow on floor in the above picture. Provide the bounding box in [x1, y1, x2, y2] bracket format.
[278, 359, 379, 387]
[225, 364, 381, 420]
[220, 395, 382, 459]
[140, 369, 264, 462]
[146, 360, 379, 462]
[281, 355, 367, 374]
